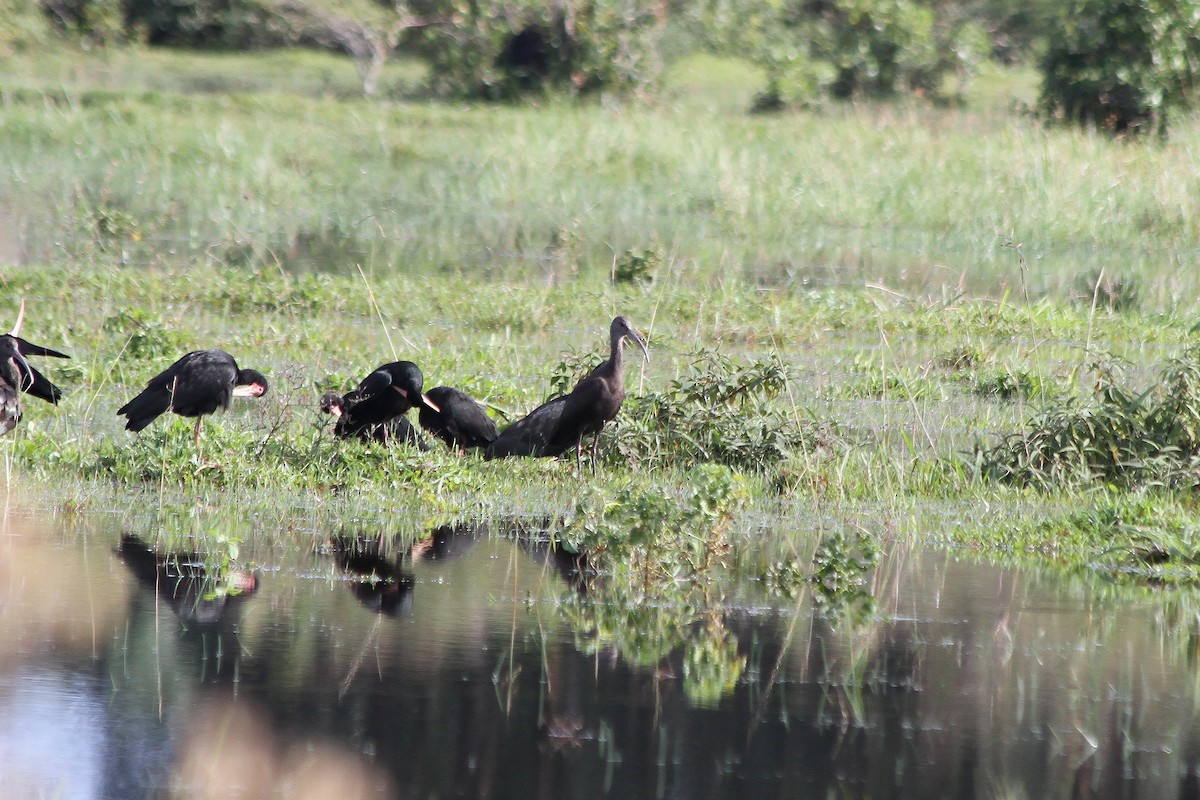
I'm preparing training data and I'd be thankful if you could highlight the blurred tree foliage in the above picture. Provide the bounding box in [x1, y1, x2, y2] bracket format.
[683, 0, 992, 107]
[1, 0, 55, 54]
[1039, 0, 1200, 136]
[22, 0, 1200, 130]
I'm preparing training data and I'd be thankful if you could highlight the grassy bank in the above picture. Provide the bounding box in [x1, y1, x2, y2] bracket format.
[0, 261, 1196, 587]
[1, 48, 1199, 596]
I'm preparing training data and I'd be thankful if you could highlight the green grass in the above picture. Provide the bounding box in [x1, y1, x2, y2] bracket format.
[1, 46, 1200, 598]
[1, 48, 1199, 307]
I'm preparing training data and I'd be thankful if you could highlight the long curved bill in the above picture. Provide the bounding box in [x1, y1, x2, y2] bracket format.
[12, 349, 34, 391]
[629, 327, 650, 363]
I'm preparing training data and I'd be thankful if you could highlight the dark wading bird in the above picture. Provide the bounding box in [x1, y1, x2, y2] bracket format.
[485, 316, 648, 463]
[0, 299, 70, 435]
[117, 349, 269, 445]
[319, 360, 439, 448]
[419, 386, 498, 452]
[320, 391, 430, 449]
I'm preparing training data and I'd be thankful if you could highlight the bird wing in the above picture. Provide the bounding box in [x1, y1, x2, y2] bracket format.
[352, 369, 395, 401]
[485, 396, 568, 458]
[21, 363, 63, 404]
[544, 379, 609, 454]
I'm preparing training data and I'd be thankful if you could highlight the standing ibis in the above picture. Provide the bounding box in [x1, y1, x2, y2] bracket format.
[318, 360, 439, 447]
[419, 386, 498, 452]
[485, 316, 648, 462]
[117, 349, 269, 445]
[0, 299, 70, 435]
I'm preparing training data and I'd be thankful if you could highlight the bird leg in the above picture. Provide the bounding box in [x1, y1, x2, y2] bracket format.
[590, 432, 601, 474]
[193, 417, 202, 447]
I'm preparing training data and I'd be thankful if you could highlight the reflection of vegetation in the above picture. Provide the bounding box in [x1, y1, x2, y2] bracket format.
[683, 615, 745, 708]
[935, 491, 1200, 587]
[560, 465, 754, 703]
[811, 527, 879, 619]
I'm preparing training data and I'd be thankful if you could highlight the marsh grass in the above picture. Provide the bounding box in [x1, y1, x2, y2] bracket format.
[2, 51, 1200, 304]
[1, 47, 1199, 600]
[976, 343, 1200, 489]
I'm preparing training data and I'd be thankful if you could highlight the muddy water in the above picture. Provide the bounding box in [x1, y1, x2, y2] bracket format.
[2, 512, 1200, 800]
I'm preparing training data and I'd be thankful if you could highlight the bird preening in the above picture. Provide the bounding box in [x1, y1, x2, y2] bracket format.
[419, 386, 498, 452]
[117, 349, 269, 445]
[320, 361, 497, 453]
[320, 360, 439, 447]
[0, 299, 70, 436]
[486, 316, 649, 464]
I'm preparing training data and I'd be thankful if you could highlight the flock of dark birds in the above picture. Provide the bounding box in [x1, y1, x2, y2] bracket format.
[0, 301, 650, 464]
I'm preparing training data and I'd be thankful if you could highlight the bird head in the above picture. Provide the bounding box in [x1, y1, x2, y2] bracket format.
[319, 391, 345, 419]
[233, 369, 269, 398]
[612, 316, 650, 363]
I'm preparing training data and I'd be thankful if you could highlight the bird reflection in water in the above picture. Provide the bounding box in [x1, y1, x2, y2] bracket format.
[327, 535, 415, 617]
[114, 533, 258, 625]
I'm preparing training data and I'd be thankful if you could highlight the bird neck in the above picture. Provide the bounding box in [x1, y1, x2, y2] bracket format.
[609, 333, 625, 374]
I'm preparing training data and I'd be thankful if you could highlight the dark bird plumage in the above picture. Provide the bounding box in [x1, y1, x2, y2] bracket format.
[419, 386, 498, 451]
[117, 349, 269, 445]
[320, 391, 430, 449]
[0, 299, 70, 435]
[319, 361, 439, 448]
[486, 316, 648, 461]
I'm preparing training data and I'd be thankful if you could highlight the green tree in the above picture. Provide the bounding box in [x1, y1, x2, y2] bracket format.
[410, 0, 666, 99]
[687, 0, 989, 108]
[1039, 0, 1200, 136]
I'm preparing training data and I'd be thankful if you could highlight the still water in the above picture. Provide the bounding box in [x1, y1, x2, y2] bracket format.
[3, 510, 1200, 800]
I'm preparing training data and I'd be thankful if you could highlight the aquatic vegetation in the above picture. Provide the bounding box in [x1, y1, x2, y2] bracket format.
[604, 349, 830, 473]
[976, 344, 1200, 489]
[556, 465, 754, 701]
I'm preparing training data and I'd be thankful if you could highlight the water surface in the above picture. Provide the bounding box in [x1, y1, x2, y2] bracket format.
[2, 512, 1199, 799]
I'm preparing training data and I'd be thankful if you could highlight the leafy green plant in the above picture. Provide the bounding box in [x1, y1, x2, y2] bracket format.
[969, 366, 1055, 400]
[612, 247, 662, 285]
[103, 308, 183, 359]
[607, 349, 830, 472]
[976, 344, 1200, 488]
[564, 463, 749, 568]
[811, 527, 879, 618]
